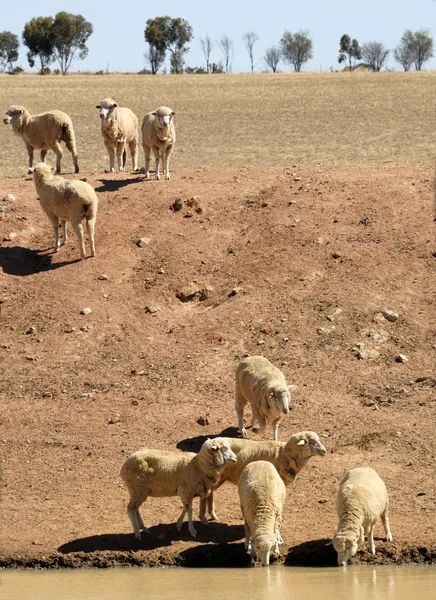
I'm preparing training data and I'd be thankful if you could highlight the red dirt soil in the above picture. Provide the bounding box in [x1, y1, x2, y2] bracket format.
[0, 164, 435, 568]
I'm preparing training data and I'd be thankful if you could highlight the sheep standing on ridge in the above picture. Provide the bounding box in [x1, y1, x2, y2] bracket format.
[3, 105, 79, 174]
[96, 98, 138, 173]
[120, 438, 237, 539]
[200, 431, 326, 522]
[32, 163, 98, 260]
[238, 461, 286, 566]
[333, 466, 392, 566]
[142, 106, 176, 180]
[235, 356, 292, 441]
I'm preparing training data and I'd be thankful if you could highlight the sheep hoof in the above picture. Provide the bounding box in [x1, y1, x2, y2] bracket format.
[189, 528, 198, 538]
[134, 532, 142, 540]
[240, 428, 247, 438]
[386, 532, 393, 542]
[155, 174, 160, 180]
[165, 174, 170, 180]
[209, 512, 218, 521]
[74, 167, 79, 174]
[28, 168, 34, 174]
[144, 173, 150, 180]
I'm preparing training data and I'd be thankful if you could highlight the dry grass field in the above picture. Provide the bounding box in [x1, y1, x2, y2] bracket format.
[1, 72, 436, 176]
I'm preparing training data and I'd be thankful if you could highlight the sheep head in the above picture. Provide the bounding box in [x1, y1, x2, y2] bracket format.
[333, 532, 359, 566]
[152, 106, 175, 133]
[201, 438, 237, 467]
[33, 162, 54, 183]
[286, 431, 326, 458]
[269, 387, 291, 415]
[97, 98, 118, 120]
[251, 534, 275, 566]
[3, 105, 25, 126]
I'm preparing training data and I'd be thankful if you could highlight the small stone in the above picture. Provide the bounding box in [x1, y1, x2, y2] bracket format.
[80, 307, 92, 315]
[131, 369, 146, 376]
[226, 247, 235, 255]
[292, 218, 301, 223]
[261, 327, 272, 335]
[171, 197, 183, 212]
[354, 343, 380, 359]
[381, 310, 399, 322]
[316, 237, 325, 244]
[64, 327, 75, 334]
[136, 237, 151, 248]
[317, 326, 335, 335]
[81, 177, 88, 182]
[3, 194, 16, 203]
[282, 337, 289, 342]
[25, 356, 36, 361]
[396, 354, 408, 363]
[228, 287, 243, 297]
[197, 416, 209, 426]
[294, 177, 301, 182]
[80, 392, 93, 399]
[131, 399, 139, 406]
[145, 305, 160, 314]
[108, 414, 121, 425]
[3, 232, 17, 241]
[331, 252, 341, 260]
[176, 282, 201, 302]
[98, 274, 109, 281]
[326, 307, 342, 322]
[80, 325, 90, 332]
[42, 391, 53, 398]
[26, 327, 37, 335]
[257, 340, 265, 345]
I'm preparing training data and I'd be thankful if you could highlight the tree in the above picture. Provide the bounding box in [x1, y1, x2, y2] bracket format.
[0, 31, 19, 73]
[361, 41, 389, 72]
[394, 29, 433, 71]
[22, 17, 55, 75]
[218, 34, 234, 73]
[264, 46, 282, 73]
[280, 30, 313, 72]
[144, 17, 193, 75]
[51, 12, 93, 74]
[200, 34, 213, 73]
[144, 44, 166, 75]
[338, 34, 361, 71]
[243, 31, 259, 73]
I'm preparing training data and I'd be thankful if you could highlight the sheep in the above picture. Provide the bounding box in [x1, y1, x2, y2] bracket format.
[120, 438, 237, 539]
[32, 163, 98, 260]
[235, 355, 292, 441]
[333, 466, 392, 566]
[141, 106, 176, 180]
[238, 461, 286, 566]
[199, 430, 326, 523]
[96, 98, 139, 173]
[3, 105, 79, 174]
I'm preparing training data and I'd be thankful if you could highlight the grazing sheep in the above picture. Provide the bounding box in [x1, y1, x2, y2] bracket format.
[3, 105, 79, 174]
[200, 431, 326, 522]
[141, 106, 176, 180]
[120, 438, 237, 539]
[238, 461, 286, 566]
[333, 466, 392, 566]
[96, 98, 138, 173]
[32, 163, 98, 260]
[235, 356, 292, 441]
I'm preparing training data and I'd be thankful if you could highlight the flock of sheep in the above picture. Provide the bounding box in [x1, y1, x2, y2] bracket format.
[121, 355, 392, 567]
[2, 100, 176, 258]
[2, 103, 393, 567]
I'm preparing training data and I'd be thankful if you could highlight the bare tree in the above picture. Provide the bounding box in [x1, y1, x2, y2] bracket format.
[200, 34, 213, 73]
[243, 31, 259, 73]
[144, 44, 165, 75]
[218, 33, 234, 73]
[280, 29, 313, 72]
[361, 41, 389, 71]
[264, 46, 282, 72]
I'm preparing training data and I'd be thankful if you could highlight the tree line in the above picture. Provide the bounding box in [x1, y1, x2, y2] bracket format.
[0, 12, 434, 74]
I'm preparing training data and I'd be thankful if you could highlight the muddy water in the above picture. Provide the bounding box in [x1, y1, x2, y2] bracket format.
[1, 565, 435, 600]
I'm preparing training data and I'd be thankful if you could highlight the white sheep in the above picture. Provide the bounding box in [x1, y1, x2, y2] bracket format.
[3, 105, 79, 174]
[333, 466, 392, 566]
[235, 355, 292, 441]
[120, 438, 237, 539]
[238, 461, 286, 566]
[32, 163, 98, 260]
[141, 106, 176, 180]
[200, 431, 326, 522]
[96, 98, 139, 173]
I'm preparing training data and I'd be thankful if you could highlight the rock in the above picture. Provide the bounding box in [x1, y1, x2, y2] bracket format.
[26, 327, 37, 335]
[80, 307, 92, 315]
[131, 399, 139, 406]
[395, 354, 408, 363]
[107, 414, 121, 425]
[282, 337, 289, 342]
[381, 310, 399, 322]
[42, 391, 53, 398]
[257, 340, 265, 345]
[98, 274, 109, 281]
[131, 369, 146, 376]
[228, 287, 243, 297]
[171, 197, 183, 212]
[186, 196, 201, 207]
[197, 416, 209, 426]
[80, 325, 91, 332]
[331, 252, 341, 260]
[3, 232, 17, 241]
[354, 343, 380, 359]
[176, 282, 201, 302]
[81, 177, 88, 182]
[3, 194, 16, 203]
[294, 177, 301, 182]
[317, 326, 336, 335]
[136, 237, 151, 248]
[145, 305, 160, 314]
[326, 307, 342, 322]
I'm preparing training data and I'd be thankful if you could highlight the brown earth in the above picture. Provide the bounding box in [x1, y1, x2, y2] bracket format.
[0, 163, 435, 568]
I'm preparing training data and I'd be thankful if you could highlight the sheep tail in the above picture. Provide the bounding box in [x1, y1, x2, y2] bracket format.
[62, 122, 77, 149]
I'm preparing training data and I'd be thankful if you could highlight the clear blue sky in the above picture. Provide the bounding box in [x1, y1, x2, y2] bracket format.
[3, 0, 436, 72]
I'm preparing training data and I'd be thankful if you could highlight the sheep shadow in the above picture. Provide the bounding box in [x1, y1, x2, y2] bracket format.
[58, 522, 244, 554]
[284, 538, 337, 567]
[94, 175, 144, 192]
[176, 427, 241, 453]
[178, 541, 253, 568]
[0, 245, 80, 276]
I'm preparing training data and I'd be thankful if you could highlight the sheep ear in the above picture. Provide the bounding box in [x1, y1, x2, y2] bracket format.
[95, 105, 101, 109]
[211, 445, 217, 450]
[113, 102, 118, 107]
[171, 111, 176, 116]
[18, 108, 23, 115]
[297, 439, 306, 446]
[152, 111, 157, 115]
[269, 391, 275, 398]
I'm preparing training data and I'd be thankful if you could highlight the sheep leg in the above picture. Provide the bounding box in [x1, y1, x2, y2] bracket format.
[65, 138, 79, 173]
[40, 149, 47, 162]
[381, 509, 392, 542]
[127, 499, 148, 540]
[164, 148, 171, 180]
[116, 144, 125, 172]
[143, 145, 151, 179]
[52, 141, 63, 174]
[368, 524, 376, 554]
[244, 520, 252, 553]
[207, 493, 218, 521]
[71, 220, 86, 260]
[60, 220, 68, 246]
[272, 417, 282, 442]
[153, 148, 160, 180]
[86, 217, 96, 258]
[105, 142, 116, 173]
[235, 388, 248, 438]
[122, 148, 127, 171]
[26, 144, 34, 173]
[176, 505, 187, 531]
[129, 141, 138, 171]
[187, 502, 197, 538]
